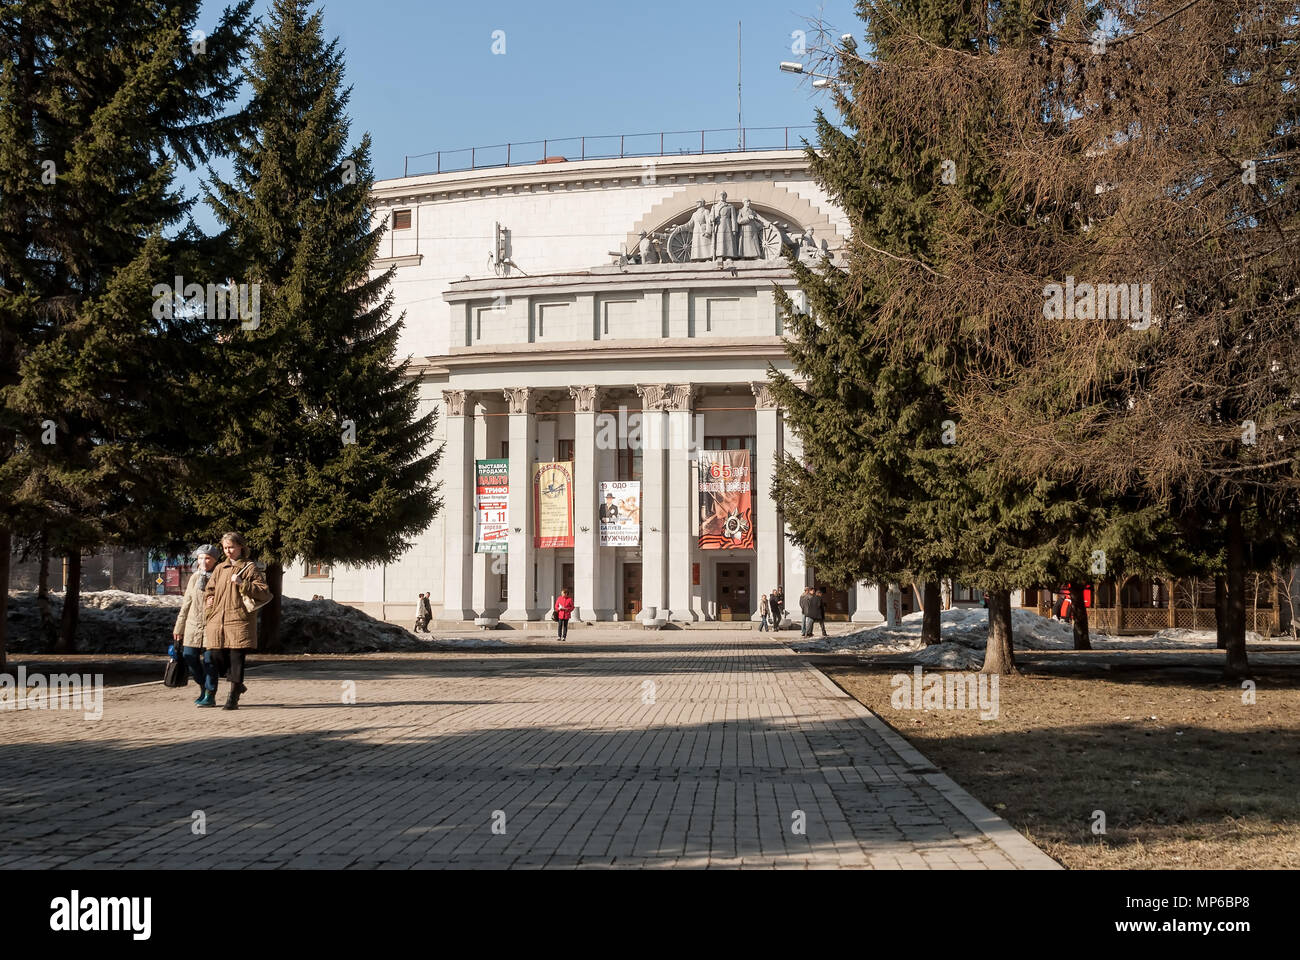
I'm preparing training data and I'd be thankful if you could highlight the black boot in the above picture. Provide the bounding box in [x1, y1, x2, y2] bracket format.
[223, 685, 243, 710]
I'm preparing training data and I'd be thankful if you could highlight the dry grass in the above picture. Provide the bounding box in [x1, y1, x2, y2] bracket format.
[822, 661, 1300, 869]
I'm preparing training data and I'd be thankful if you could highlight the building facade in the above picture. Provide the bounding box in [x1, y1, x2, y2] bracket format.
[278, 147, 891, 626]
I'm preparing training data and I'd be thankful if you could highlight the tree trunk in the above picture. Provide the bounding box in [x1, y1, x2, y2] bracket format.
[260, 562, 285, 653]
[981, 588, 1017, 674]
[1223, 508, 1250, 679]
[57, 551, 81, 654]
[1069, 579, 1091, 650]
[921, 580, 942, 645]
[0, 525, 9, 671]
[1214, 575, 1228, 649]
[37, 534, 55, 645]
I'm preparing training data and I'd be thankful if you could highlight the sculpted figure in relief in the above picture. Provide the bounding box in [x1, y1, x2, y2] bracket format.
[689, 199, 714, 260]
[711, 191, 738, 259]
[737, 198, 763, 259]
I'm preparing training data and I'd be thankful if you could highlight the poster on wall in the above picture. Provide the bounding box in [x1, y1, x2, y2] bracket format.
[698, 449, 754, 550]
[599, 481, 640, 546]
[475, 459, 509, 553]
[533, 461, 575, 548]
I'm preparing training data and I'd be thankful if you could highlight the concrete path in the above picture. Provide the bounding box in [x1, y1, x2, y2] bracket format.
[0, 633, 1058, 869]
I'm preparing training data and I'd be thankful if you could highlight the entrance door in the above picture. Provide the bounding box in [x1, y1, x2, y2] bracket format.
[812, 577, 851, 621]
[561, 563, 574, 596]
[717, 563, 752, 621]
[622, 563, 642, 619]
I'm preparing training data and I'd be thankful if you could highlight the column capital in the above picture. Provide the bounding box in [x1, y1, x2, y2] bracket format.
[442, 389, 471, 417]
[636, 383, 695, 412]
[503, 386, 534, 415]
[750, 381, 781, 411]
[568, 384, 604, 413]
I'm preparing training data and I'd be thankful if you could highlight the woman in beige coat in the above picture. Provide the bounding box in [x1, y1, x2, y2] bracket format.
[173, 544, 220, 702]
[201, 531, 272, 710]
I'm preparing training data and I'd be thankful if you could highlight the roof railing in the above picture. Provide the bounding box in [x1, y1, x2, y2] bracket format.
[400, 125, 816, 178]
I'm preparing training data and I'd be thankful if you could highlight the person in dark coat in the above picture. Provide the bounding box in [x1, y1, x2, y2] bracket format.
[799, 586, 813, 637]
[806, 588, 827, 637]
[769, 586, 785, 630]
[554, 588, 575, 640]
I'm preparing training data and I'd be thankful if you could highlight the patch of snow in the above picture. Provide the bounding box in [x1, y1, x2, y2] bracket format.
[425, 635, 511, 649]
[792, 606, 1094, 656]
[792, 605, 1282, 660]
[4, 590, 427, 655]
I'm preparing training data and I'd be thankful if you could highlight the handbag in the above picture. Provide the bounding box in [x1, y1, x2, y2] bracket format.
[163, 654, 187, 688]
[236, 562, 273, 614]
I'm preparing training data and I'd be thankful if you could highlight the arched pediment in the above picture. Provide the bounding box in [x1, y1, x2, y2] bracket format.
[625, 182, 843, 263]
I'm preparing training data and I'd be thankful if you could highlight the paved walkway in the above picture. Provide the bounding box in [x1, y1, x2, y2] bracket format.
[0, 633, 1058, 869]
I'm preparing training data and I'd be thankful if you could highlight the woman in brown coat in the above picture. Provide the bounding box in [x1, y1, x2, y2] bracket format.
[200, 531, 272, 710]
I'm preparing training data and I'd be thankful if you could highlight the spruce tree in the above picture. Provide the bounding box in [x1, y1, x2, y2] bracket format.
[200, 0, 441, 651]
[772, 2, 1116, 670]
[1, 0, 252, 653]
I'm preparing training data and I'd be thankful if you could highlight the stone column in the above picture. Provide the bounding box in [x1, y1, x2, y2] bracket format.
[666, 384, 697, 622]
[501, 386, 537, 621]
[470, 400, 495, 616]
[570, 385, 607, 622]
[852, 582, 884, 624]
[637, 384, 670, 621]
[752, 382, 782, 623]
[441, 390, 476, 620]
[535, 412, 557, 616]
[782, 421, 810, 602]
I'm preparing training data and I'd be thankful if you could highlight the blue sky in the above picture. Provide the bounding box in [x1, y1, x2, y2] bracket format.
[186, 0, 858, 225]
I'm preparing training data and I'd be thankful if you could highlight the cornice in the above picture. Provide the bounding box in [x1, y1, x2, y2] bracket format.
[372, 150, 811, 206]
[436, 336, 787, 370]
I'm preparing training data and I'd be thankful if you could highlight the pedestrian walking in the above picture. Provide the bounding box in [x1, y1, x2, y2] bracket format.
[414, 592, 432, 632]
[758, 593, 770, 632]
[173, 544, 220, 701]
[554, 587, 574, 641]
[799, 586, 813, 637]
[201, 531, 271, 710]
[813, 586, 829, 638]
[769, 586, 785, 630]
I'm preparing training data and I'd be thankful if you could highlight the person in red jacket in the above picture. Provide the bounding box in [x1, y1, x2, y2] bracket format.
[554, 587, 575, 641]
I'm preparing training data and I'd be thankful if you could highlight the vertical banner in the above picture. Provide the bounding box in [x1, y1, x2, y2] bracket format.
[698, 449, 754, 549]
[475, 459, 509, 553]
[599, 481, 640, 546]
[533, 461, 574, 548]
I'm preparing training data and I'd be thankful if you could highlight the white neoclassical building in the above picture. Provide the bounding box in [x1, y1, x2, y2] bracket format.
[279, 142, 890, 628]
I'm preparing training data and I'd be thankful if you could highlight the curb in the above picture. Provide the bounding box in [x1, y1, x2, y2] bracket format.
[800, 656, 1063, 870]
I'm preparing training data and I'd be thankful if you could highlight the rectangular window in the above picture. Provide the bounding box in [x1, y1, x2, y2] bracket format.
[501, 441, 509, 458]
[392, 209, 412, 230]
[304, 562, 331, 579]
[704, 435, 756, 453]
[616, 446, 643, 482]
[557, 439, 575, 462]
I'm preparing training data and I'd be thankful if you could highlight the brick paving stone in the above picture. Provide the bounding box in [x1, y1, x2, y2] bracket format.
[0, 633, 1059, 869]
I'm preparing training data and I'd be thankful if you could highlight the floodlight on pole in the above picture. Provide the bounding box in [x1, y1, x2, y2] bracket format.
[779, 61, 804, 74]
